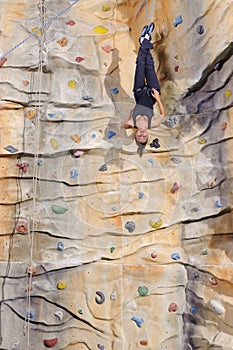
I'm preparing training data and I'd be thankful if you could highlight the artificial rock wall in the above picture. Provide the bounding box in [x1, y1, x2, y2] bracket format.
[0, 0, 233, 349]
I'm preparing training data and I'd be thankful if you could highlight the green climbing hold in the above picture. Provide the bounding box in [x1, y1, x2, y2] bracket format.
[137, 285, 149, 297]
[78, 309, 83, 314]
[110, 247, 115, 253]
[52, 205, 68, 215]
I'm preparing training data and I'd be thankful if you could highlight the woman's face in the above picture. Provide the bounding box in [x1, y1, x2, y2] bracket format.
[135, 129, 148, 143]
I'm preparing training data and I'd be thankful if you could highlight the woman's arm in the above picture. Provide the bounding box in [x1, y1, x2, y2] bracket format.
[123, 106, 134, 129]
[151, 88, 166, 127]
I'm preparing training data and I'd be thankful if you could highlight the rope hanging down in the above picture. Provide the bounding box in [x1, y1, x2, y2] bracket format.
[0, 0, 79, 61]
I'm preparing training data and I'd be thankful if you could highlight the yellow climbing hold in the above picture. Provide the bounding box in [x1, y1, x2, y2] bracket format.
[57, 281, 67, 290]
[102, 4, 111, 11]
[225, 90, 232, 98]
[93, 25, 108, 34]
[26, 109, 35, 120]
[70, 134, 81, 143]
[68, 80, 77, 88]
[31, 27, 42, 35]
[199, 138, 207, 144]
[50, 138, 58, 149]
[149, 219, 163, 229]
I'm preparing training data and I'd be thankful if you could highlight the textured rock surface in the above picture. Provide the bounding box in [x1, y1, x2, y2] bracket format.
[0, 0, 233, 349]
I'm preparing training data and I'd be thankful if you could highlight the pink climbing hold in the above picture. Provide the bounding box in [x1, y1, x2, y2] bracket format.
[66, 19, 75, 26]
[151, 252, 157, 259]
[76, 56, 84, 63]
[170, 182, 181, 194]
[168, 303, 178, 312]
[16, 162, 29, 174]
[15, 221, 27, 233]
[101, 45, 113, 53]
[0, 57, 7, 67]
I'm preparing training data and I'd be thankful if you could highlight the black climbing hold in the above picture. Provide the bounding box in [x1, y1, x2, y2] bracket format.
[95, 291, 105, 304]
[150, 138, 160, 149]
[125, 221, 135, 233]
[196, 25, 204, 34]
[213, 60, 224, 71]
[99, 164, 107, 171]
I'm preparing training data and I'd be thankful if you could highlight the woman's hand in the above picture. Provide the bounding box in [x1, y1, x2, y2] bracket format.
[151, 88, 160, 100]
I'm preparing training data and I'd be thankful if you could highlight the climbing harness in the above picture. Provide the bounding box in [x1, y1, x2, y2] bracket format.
[0, 0, 79, 61]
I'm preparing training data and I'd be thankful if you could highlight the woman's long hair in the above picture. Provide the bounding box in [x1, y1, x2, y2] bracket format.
[136, 140, 147, 157]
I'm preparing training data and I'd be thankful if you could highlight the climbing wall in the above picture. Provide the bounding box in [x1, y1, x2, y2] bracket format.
[0, 0, 233, 349]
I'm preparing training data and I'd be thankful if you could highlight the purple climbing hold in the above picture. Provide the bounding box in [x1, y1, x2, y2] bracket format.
[171, 252, 180, 260]
[125, 221, 135, 233]
[4, 145, 18, 153]
[193, 271, 199, 279]
[173, 15, 183, 27]
[196, 25, 204, 34]
[70, 169, 78, 179]
[107, 131, 116, 139]
[99, 164, 107, 171]
[110, 87, 119, 94]
[97, 345, 104, 350]
[213, 60, 224, 71]
[150, 138, 160, 149]
[131, 316, 144, 328]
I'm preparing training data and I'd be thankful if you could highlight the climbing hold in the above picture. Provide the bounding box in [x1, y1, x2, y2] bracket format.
[93, 25, 108, 34]
[48, 113, 56, 118]
[70, 169, 78, 179]
[147, 158, 154, 165]
[171, 252, 180, 260]
[209, 276, 218, 285]
[171, 156, 182, 164]
[191, 206, 199, 212]
[111, 206, 117, 211]
[57, 241, 64, 251]
[70, 134, 81, 143]
[131, 316, 144, 328]
[107, 131, 116, 139]
[57, 37, 67, 47]
[215, 200, 222, 208]
[97, 344, 104, 350]
[139, 340, 148, 346]
[138, 192, 144, 199]
[174, 65, 179, 72]
[75, 56, 84, 63]
[91, 133, 96, 138]
[57, 281, 67, 290]
[196, 25, 204, 34]
[110, 87, 119, 94]
[16, 162, 29, 174]
[83, 95, 93, 102]
[201, 249, 208, 255]
[0, 57, 7, 67]
[44, 338, 58, 348]
[151, 252, 157, 259]
[220, 122, 227, 130]
[52, 205, 68, 215]
[26, 311, 35, 319]
[209, 300, 225, 315]
[99, 164, 107, 171]
[78, 309, 83, 314]
[149, 219, 162, 229]
[137, 285, 149, 297]
[110, 247, 115, 253]
[54, 310, 63, 321]
[159, 72, 168, 82]
[66, 19, 75, 26]
[190, 306, 197, 314]
[31, 27, 42, 35]
[26, 265, 36, 275]
[199, 138, 207, 144]
[193, 271, 199, 279]
[101, 45, 112, 53]
[170, 182, 181, 194]
[110, 291, 117, 300]
[150, 138, 160, 148]
[50, 138, 58, 150]
[102, 4, 111, 11]
[68, 80, 77, 88]
[26, 109, 36, 120]
[95, 291, 105, 304]
[4, 145, 18, 153]
[25, 286, 33, 293]
[125, 221, 135, 233]
[208, 177, 217, 188]
[15, 221, 27, 233]
[22, 80, 29, 86]
[224, 90, 232, 98]
[168, 303, 178, 312]
[37, 158, 43, 166]
[173, 15, 183, 27]
[72, 150, 84, 158]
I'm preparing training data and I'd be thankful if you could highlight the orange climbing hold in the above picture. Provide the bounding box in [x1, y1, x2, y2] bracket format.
[220, 121, 227, 130]
[70, 134, 81, 143]
[26, 109, 36, 120]
[22, 80, 29, 86]
[57, 37, 67, 47]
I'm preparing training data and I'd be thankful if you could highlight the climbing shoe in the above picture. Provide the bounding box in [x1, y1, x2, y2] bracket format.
[143, 22, 155, 41]
[139, 25, 148, 44]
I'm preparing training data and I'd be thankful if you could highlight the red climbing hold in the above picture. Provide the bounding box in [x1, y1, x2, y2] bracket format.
[220, 122, 227, 130]
[44, 338, 58, 348]
[15, 221, 27, 233]
[170, 182, 181, 194]
[0, 57, 7, 67]
[76, 56, 84, 63]
[174, 65, 179, 72]
[66, 20, 75, 26]
[16, 162, 29, 174]
[168, 303, 178, 312]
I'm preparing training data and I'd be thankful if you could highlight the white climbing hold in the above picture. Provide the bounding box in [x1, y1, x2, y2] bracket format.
[54, 310, 64, 321]
[110, 291, 117, 300]
[209, 300, 225, 315]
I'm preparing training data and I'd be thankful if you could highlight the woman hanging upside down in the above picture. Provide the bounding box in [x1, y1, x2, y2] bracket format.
[124, 23, 166, 156]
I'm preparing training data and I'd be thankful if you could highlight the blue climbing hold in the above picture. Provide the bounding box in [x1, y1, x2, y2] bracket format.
[171, 156, 182, 164]
[171, 252, 180, 260]
[110, 87, 119, 94]
[26, 311, 35, 319]
[173, 15, 183, 27]
[70, 169, 78, 179]
[48, 113, 56, 118]
[57, 241, 64, 251]
[91, 133, 96, 138]
[97, 345, 104, 350]
[131, 316, 144, 328]
[138, 192, 144, 199]
[190, 306, 197, 313]
[4, 145, 18, 153]
[107, 131, 116, 139]
[196, 25, 204, 34]
[112, 206, 117, 211]
[215, 200, 222, 208]
[125, 221, 135, 233]
[147, 158, 154, 165]
[99, 164, 107, 171]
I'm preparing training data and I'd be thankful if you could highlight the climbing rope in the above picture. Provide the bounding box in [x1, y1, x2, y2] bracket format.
[0, 0, 79, 61]
[145, 0, 149, 24]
